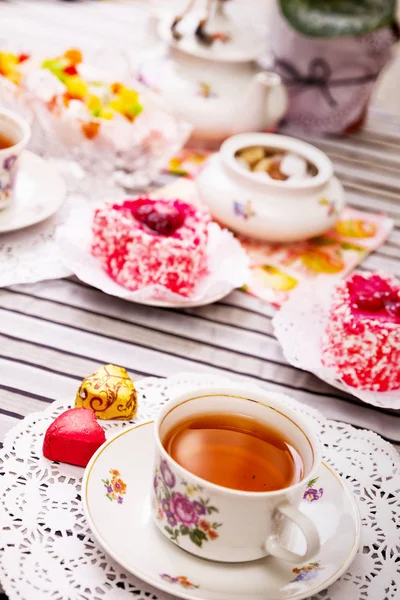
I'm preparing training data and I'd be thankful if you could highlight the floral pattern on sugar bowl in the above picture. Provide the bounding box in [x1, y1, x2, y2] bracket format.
[153, 459, 222, 548]
[233, 199, 256, 220]
[196, 132, 346, 243]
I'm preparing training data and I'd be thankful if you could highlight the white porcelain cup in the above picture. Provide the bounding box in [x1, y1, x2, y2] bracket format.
[0, 109, 31, 210]
[151, 387, 321, 563]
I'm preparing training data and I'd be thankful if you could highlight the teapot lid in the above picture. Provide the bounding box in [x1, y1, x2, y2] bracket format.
[157, 12, 267, 63]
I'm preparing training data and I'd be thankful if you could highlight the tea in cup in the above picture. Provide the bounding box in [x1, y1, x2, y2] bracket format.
[152, 387, 321, 563]
[0, 109, 31, 209]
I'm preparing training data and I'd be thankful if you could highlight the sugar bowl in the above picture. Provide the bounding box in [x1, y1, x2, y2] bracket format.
[196, 133, 345, 242]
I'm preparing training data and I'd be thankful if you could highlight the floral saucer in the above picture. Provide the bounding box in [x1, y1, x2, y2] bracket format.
[0, 151, 66, 234]
[83, 422, 360, 600]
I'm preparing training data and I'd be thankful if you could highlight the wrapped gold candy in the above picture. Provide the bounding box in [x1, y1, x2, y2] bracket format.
[75, 364, 137, 420]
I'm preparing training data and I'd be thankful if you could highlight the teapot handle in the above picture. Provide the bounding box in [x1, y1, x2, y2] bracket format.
[256, 71, 289, 129]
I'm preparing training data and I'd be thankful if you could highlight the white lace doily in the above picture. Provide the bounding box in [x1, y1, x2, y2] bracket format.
[273, 282, 400, 410]
[0, 159, 99, 288]
[0, 373, 399, 600]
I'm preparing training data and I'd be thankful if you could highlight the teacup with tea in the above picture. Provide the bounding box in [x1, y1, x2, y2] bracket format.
[152, 387, 321, 563]
[0, 108, 31, 209]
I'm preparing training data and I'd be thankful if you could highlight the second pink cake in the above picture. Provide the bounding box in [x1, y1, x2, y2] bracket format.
[91, 198, 210, 297]
[322, 271, 400, 392]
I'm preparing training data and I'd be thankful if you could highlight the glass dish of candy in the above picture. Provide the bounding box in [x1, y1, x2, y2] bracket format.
[0, 47, 192, 197]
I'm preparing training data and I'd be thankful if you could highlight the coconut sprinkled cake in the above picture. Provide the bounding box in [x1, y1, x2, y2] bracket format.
[322, 272, 400, 391]
[91, 198, 210, 296]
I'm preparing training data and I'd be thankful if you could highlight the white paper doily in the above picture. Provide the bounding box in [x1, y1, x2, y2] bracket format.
[0, 373, 399, 600]
[56, 210, 250, 306]
[0, 159, 94, 288]
[273, 281, 400, 410]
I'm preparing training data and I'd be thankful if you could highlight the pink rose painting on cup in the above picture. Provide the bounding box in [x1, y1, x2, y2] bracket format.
[153, 459, 222, 547]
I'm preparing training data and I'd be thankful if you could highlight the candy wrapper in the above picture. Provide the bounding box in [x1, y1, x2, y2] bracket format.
[273, 280, 400, 409]
[56, 204, 249, 307]
[76, 364, 137, 421]
[43, 407, 106, 468]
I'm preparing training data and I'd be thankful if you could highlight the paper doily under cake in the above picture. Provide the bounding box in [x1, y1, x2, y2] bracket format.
[0, 373, 399, 600]
[273, 281, 400, 409]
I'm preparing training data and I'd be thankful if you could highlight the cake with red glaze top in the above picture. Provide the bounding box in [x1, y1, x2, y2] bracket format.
[322, 272, 400, 391]
[91, 198, 210, 296]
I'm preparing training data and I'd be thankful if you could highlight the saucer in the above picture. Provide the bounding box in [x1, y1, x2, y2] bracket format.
[83, 422, 360, 600]
[0, 151, 66, 234]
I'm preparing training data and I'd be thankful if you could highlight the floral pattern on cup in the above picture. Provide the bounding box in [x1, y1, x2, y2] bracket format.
[153, 459, 222, 548]
[0, 154, 19, 208]
[160, 574, 199, 589]
[3, 155, 17, 171]
[303, 477, 324, 502]
[102, 469, 127, 504]
[291, 561, 323, 582]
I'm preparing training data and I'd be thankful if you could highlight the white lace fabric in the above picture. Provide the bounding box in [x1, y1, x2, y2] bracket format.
[0, 374, 399, 600]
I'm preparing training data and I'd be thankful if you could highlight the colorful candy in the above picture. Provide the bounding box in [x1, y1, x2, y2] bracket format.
[75, 364, 137, 420]
[0, 51, 30, 85]
[42, 407, 106, 467]
[41, 48, 143, 137]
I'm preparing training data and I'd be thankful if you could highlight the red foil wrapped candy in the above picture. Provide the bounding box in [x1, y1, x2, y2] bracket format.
[43, 407, 106, 467]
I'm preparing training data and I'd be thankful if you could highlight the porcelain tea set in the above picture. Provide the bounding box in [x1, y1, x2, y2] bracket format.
[139, 3, 288, 144]
[0, 1, 345, 243]
[0, 108, 66, 233]
[138, 5, 345, 242]
[197, 132, 345, 242]
[83, 385, 360, 600]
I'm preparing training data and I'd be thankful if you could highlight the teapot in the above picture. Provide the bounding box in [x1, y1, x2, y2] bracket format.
[137, 9, 288, 145]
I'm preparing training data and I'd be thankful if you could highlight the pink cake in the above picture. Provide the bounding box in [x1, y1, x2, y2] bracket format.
[322, 272, 400, 391]
[91, 198, 210, 296]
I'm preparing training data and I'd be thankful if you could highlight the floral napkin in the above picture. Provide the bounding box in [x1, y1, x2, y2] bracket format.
[163, 150, 393, 307]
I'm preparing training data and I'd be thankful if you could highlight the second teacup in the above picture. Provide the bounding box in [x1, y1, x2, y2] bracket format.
[151, 386, 321, 563]
[0, 108, 31, 210]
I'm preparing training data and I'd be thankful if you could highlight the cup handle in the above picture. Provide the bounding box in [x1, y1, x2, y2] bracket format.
[265, 503, 320, 563]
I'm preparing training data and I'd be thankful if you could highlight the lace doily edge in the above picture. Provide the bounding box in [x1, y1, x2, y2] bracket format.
[1, 372, 398, 464]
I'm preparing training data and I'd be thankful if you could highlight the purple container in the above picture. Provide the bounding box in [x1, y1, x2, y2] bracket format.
[269, 3, 397, 134]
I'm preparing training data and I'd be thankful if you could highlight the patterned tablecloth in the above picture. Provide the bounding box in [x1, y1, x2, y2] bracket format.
[0, 2, 399, 597]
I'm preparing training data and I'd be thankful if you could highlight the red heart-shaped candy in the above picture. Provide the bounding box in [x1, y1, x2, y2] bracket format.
[43, 407, 106, 467]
